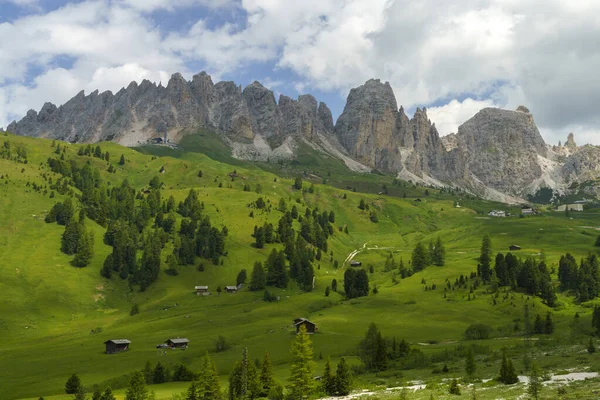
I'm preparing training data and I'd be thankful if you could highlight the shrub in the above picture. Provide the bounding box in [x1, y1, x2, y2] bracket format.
[464, 323, 493, 340]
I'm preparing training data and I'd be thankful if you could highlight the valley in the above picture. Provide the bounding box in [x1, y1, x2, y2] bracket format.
[1, 133, 600, 399]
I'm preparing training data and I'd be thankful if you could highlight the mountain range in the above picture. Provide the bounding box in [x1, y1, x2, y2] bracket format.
[6, 72, 600, 203]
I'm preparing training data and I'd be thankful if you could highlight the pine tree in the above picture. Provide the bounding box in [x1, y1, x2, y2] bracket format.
[73, 229, 94, 267]
[125, 371, 148, 400]
[119, 154, 125, 165]
[544, 312, 554, 334]
[465, 347, 476, 376]
[533, 314, 544, 334]
[498, 353, 518, 384]
[293, 177, 303, 190]
[448, 378, 461, 395]
[61, 222, 84, 255]
[432, 237, 445, 266]
[593, 306, 600, 335]
[73, 386, 87, 400]
[335, 358, 352, 396]
[249, 262, 267, 291]
[411, 242, 429, 272]
[100, 387, 116, 400]
[143, 361, 154, 384]
[199, 354, 221, 400]
[92, 387, 102, 400]
[588, 337, 596, 354]
[186, 381, 200, 400]
[236, 269, 247, 286]
[65, 373, 82, 394]
[322, 358, 336, 395]
[527, 363, 541, 400]
[153, 362, 166, 384]
[358, 323, 387, 371]
[259, 352, 275, 396]
[479, 234, 492, 281]
[287, 325, 316, 400]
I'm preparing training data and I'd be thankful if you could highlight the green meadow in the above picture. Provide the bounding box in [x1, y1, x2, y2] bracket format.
[1, 133, 599, 399]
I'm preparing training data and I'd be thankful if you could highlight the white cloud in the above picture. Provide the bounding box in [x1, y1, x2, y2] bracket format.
[2, 0, 600, 145]
[427, 98, 499, 136]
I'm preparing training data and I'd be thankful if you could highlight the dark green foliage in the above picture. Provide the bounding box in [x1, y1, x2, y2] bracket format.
[100, 387, 116, 400]
[61, 222, 84, 255]
[464, 323, 493, 340]
[533, 314, 544, 334]
[228, 348, 261, 400]
[358, 323, 387, 372]
[236, 269, 247, 286]
[432, 237, 445, 266]
[263, 290, 277, 302]
[528, 363, 541, 400]
[411, 242, 429, 272]
[153, 362, 166, 384]
[73, 229, 94, 267]
[215, 336, 228, 352]
[343, 268, 369, 299]
[130, 304, 139, 316]
[125, 370, 148, 400]
[465, 347, 476, 376]
[266, 249, 289, 288]
[448, 379, 461, 395]
[331, 279, 337, 292]
[478, 234, 492, 281]
[325, 286, 330, 296]
[593, 306, 600, 335]
[335, 358, 351, 396]
[588, 337, 596, 354]
[172, 363, 198, 382]
[369, 212, 378, 223]
[73, 386, 87, 400]
[259, 352, 275, 397]
[544, 312, 554, 334]
[46, 197, 74, 225]
[358, 199, 367, 210]
[322, 358, 336, 395]
[293, 176, 302, 190]
[119, 154, 125, 165]
[249, 262, 267, 291]
[498, 353, 518, 384]
[287, 325, 316, 400]
[65, 373, 82, 394]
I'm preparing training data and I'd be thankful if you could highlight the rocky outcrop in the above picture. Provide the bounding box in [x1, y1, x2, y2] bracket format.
[7, 73, 600, 201]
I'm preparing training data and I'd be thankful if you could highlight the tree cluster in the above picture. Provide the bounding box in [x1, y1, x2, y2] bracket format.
[558, 253, 600, 302]
[343, 268, 369, 299]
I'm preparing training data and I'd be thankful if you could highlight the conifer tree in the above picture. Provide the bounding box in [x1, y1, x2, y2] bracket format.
[358, 323, 387, 371]
[411, 242, 429, 272]
[432, 237, 445, 266]
[588, 337, 596, 354]
[186, 381, 200, 400]
[61, 222, 84, 255]
[249, 262, 267, 291]
[92, 387, 102, 400]
[335, 358, 352, 396]
[73, 386, 87, 400]
[100, 387, 116, 400]
[527, 363, 541, 400]
[287, 325, 316, 400]
[153, 362, 166, 384]
[533, 314, 544, 334]
[119, 154, 125, 165]
[65, 373, 82, 394]
[73, 229, 94, 267]
[199, 354, 221, 400]
[544, 312, 554, 334]
[498, 353, 518, 384]
[448, 378, 461, 395]
[465, 347, 476, 376]
[259, 352, 275, 396]
[479, 234, 492, 281]
[125, 371, 148, 400]
[322, 358, 336, 395]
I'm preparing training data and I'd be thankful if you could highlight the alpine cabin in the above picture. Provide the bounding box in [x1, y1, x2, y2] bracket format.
[104, 339, 131, 354]
[166, 338, 190, 349]
[294, 318, 317, 334]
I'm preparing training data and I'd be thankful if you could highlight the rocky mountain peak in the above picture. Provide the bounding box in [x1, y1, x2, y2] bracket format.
[566, 132, 577, 149]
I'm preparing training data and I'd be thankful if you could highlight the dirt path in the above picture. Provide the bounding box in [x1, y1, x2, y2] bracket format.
[343, 241, 401, 266]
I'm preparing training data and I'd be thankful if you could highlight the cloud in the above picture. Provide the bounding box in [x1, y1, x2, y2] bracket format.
[2, 0, 600, 145]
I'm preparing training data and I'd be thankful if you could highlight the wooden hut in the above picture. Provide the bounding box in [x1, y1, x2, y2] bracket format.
[166, 338, 190, 349]
[350, 260, 362, 267]
[225, 285, 238, 293]
[195, 286, 209, 295]
[509, 245, 521, 251]
[104, 339, 131, 354]
[294, 318, 317, 334]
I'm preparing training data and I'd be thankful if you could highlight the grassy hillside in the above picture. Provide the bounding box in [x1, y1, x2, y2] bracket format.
[1, 133, 599, 399]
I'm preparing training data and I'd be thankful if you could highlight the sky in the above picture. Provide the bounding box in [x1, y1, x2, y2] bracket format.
[1, 0, 599, 145]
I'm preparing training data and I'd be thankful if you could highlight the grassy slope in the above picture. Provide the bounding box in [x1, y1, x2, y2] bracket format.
[0, 133, 599, 399]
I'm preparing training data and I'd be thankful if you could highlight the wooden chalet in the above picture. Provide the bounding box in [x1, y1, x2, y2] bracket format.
[104, 339, 131, 354]
[166, 338, 190, 349]
[225, 285, 238, 293]
[195, 286, 209, 295]
[350, 260, 362, 267]
[294, 318, 317, 334]
[509, 245, 521, 251]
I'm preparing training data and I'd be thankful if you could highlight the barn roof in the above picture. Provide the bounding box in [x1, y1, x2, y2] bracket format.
[104, 339, 131, 344]
[195, 286, 208, 290]
[225, 286, 238, 290]
[294, 318, 315, 326]
[167, 338, 190, 344]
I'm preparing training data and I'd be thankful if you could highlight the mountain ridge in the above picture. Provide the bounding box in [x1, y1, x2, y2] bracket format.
[6, 72, 600, 203]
